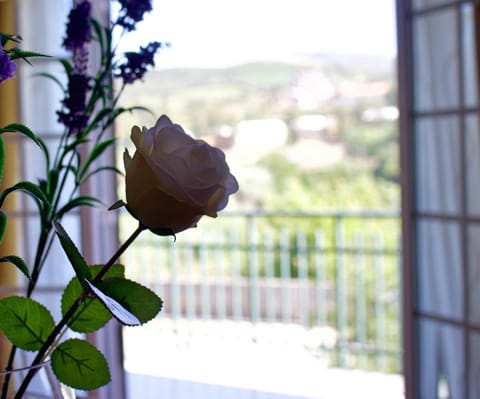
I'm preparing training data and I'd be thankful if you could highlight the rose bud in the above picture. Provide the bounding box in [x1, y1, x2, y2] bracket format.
[124, 115, 238, 233]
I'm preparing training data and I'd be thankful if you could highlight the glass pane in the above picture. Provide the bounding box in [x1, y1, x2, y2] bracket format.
[468, 224, 480, 325]
[16, 0, 70, 56]
[415, 117, 461, 215]
[462, 4, 479, 108]
[469, 332, 480, 399]
[17, 0, 70, 133]
[416, 319, 465, 398]
[412, 0, 458, 10]
[412, 9, 459, 112]
[416, 219, 463, 320]
[466, 115, 480, 216]
[19, 61, 67, 134]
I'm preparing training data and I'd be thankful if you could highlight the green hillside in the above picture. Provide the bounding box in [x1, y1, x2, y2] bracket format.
[115, 54, 399, 211]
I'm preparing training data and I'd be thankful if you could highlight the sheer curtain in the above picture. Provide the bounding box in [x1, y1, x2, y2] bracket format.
[401, 2, 480, 398]
[14, 1, 124, 398]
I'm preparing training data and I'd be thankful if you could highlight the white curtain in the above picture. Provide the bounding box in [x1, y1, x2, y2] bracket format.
[412, 4, 480, 398]
[15, 1, 124, 398]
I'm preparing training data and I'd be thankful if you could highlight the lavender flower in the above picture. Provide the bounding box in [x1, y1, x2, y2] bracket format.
[58, 1, 92, 132]
[62, 0, 92, 51]
[57, 73, 91, 132]
[115, 41, 161, 84]
[115, 0, 153, 31]
[0, 46, 16, 84]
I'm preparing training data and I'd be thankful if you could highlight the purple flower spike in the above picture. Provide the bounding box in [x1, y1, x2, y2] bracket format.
[0, 47, 16, 84]
[115, 41, 161, 84]
[63, 0, 92, 51]
[57, 72, 91, 132]
[116, 0, 153, 31]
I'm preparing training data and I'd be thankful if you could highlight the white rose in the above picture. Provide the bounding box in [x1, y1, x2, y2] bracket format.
[124, 115, 238, 233]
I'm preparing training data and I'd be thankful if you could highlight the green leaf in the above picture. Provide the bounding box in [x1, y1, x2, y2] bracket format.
[84, 107, 113, 133]
[1, 33, 22, 46]
[79, 166, 123, 185]
[51, 339, 111, 390]
[108, 200, 125, 211]
[0, 296, 54, 351]
[87, 79, 108, 112]
[0, 181, 49, 209]
[103, 106, 154, 130]
[53, 221, 91, 284]
[47, 168, 59, 201]
[63, 137, 89, 154]
[0, 135, 5, 186]
[56, 196, 103, 219]
[0, 123, 50, 168]
[0, 210, 6, 244]
[62, 265, 124, 333]
[7, 48, 49, 63]
[90, 18, 106, 58]
[93, 277, 163, 325]
[59, 58, 73, 75]
[85, 280, 140, 326]
[0, 255, 30, 280]
[32, 72, 65, 91]
[78, 138, 116, 180]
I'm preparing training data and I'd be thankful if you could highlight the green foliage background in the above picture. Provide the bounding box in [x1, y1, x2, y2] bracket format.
[115, 54, 399, 214]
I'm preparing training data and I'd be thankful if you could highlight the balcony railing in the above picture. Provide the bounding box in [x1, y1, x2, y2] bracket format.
[120, 210, 401, 374]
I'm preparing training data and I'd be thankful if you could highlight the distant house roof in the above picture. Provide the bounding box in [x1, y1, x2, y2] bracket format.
[227, 118, 289, 165]
[338, 81, 391, 99]
[291, 114, 337, 133]
[235, 119, 288, 147]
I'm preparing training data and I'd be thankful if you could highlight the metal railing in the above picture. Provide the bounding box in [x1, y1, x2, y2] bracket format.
[120, 210, 402, 373]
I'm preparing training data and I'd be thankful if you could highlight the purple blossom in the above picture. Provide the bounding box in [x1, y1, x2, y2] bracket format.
[58, 1, 93, 133]
[57, 73, 91, 132]
[115, 0, 153, 31]
[62, 0, 92, 51]
[115, 41, 161, 84]
[0, 47, 16, 84]
[72, 46, 89, 75]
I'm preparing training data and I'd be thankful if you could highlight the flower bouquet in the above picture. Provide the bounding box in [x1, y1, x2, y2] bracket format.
[0, 1, 238, 397]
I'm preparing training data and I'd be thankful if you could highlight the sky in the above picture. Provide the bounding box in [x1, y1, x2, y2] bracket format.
[115, 0, 397, 69]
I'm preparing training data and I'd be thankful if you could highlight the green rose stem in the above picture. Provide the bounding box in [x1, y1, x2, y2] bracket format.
[14, 223, 146, 399]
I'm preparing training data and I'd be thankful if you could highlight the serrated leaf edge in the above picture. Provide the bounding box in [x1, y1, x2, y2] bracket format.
[50, 338, 111, 391]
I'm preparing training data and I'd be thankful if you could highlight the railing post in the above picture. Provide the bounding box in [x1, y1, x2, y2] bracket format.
[297, 231, 309, 326]
[354, 234, 367, 368]
[247, 214, 260, 323]
[215, 230, 227, 320]
[199, 235, 211, 320]
[264, 230, 276, 323]
[124, 209, 401, 375]
[184, 234, 196, 320]
[314, 231, 327, 327]
[230, 228, 243, 321]
[169, 239, 180, 319]
[334, 214, 347, 367]
[153, 238, 165, 317]
[280, 229, 292, 324]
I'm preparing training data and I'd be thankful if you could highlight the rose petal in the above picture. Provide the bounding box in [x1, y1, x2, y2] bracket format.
[151, 125, 194, 153]
[154, 114, 173, 130]
[130, 126, 144, 149]
[129, 186, 203, 232]
[224, 173, 239, 194]
[124, 114, 238, 232]
[123, 148, 132, 171]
